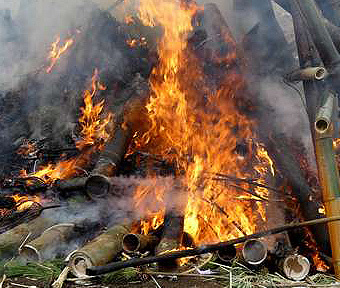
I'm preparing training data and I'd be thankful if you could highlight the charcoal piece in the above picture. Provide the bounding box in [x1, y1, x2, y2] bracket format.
[0, 196, 16, 209]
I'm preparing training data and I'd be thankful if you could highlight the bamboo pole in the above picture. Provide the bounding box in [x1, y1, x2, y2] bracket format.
[67, 224, 130, 277]
[0, 216, 54, 259]
[19, 223, 76, 262]
[87, 216, 340, 275]
[314, 93, 340, 277]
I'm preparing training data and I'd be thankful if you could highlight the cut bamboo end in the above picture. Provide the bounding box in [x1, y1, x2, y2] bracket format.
[67, 224, 130, 277]
[282, 254, 310, 281]
[287, 67, 328, 82]
[68, 251, 94, 278]
[315, 96, 335, 135]
[122, 233, 159, 254]
[216, 245, 237, 263]
[242, 239, 267, 265]
[18, 223, 75, 262]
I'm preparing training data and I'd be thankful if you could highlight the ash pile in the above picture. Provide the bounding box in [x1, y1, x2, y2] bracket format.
[0, 0, 340, 287]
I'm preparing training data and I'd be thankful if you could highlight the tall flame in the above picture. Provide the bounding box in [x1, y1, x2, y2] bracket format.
[133, 0, 275, 245]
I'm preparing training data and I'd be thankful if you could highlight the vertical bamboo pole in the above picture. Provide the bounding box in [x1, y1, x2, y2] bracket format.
[314, 92, 340, 277]
[292, 0, 340, 277]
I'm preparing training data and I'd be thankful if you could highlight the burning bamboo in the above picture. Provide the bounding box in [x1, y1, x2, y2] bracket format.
[241, 239, 267, 266]
[0, 202, 59, 234]
[68, 223, 131, 277]
[122, 233, 159, 254]
[92, 76, 149, 177]
[87, 216, 340, 275]
[19, 223, 76, 262]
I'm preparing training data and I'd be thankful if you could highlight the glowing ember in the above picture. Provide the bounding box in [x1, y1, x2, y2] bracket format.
[132, 0, 275, 246]
[46, 36, 74, 73]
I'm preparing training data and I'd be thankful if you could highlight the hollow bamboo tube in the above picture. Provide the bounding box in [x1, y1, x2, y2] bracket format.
[0, 217, 54, 259]
[287, 67, 328, 82]
[19, 223, 75, 262]
[216, 245, 237, 263]
[315, 93, 340, 278]
[280, 254, 310, 281]
[68, 224, 130, 277]
[241, 239, 267, 265]
[315, 92, 335, 134]
[122, 233, 159, 253]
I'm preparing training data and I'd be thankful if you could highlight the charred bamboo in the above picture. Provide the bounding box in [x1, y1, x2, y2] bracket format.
[68, 224, 130, 277]
[93, 77, 149, 177]
[274, 0, 340, 53]
[155, 181, 186, 270]
[55, 175, 112, 199]
[87, 216, 340, 275]
[294, 0, 340, 91]
[215, 244, 237, 263]
[19, 223, 76, 262]
[122, 233, 159, 254]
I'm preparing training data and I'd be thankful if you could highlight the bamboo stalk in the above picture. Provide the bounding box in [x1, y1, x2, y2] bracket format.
[0, 216, 54, 260]
[19, 223, 76, 262]
[87, 216, 340, 275]
[68, 224, 130, 277]
[314, 116, 340, 277]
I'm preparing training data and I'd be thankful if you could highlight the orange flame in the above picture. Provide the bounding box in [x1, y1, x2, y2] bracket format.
[28, 70, 113, 184]
[132, 0, 275, 246]
[77, 69, 113, 150]
[46, 36, 74, 73]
